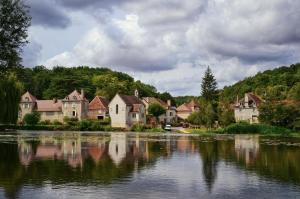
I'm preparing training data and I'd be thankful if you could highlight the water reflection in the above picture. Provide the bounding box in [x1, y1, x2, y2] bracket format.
[0, 132, 300, 199]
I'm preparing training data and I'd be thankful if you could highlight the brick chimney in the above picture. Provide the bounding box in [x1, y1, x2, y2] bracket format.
[167, 100, 171, 107]
[81, 89, 85, 99]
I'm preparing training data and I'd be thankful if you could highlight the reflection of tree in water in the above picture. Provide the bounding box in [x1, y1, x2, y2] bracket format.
[198, 141, 219, 193]
[0, 134, 169, 199]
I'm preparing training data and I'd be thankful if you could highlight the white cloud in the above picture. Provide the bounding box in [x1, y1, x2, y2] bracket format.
[29, 0, 300, 95]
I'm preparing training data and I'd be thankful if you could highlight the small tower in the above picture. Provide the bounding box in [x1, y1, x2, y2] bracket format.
[134, 89, 139, 98]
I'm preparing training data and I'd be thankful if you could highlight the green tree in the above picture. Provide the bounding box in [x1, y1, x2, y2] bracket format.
[204, 102, 215, 129]
[187, 111, 204, 125]
[288, 83, 300, 101]
[23, 112, 40, 125]
[201, 67, 218, 102]
[218, 101, 235, 127]
[0, 0, 31, 70]
[0, 73, 23, 124]
[148, 104, 166, 122]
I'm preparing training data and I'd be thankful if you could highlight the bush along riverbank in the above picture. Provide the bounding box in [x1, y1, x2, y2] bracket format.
[0, 119, 165, 132]
[188, 123, 299, 136]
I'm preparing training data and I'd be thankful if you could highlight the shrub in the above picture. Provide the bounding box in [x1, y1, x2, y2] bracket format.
[223, 123, 292, 135]
[52, 119, 62, 125]
[131, 124, 146, 132]
[23, 112, 40, 126]
[79, 119, 93, 131]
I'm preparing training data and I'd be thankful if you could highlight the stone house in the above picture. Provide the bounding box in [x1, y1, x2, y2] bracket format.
[19, 89, 89, 123]
[88, 96, 109, 120]
[176, 99, 200, 120]
[142, 97, 177, 124]
[108, 90, 146, 128]
[234, 93, 262, 123]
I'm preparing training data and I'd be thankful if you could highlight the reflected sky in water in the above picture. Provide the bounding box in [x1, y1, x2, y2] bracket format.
[0, 131, 300, 199]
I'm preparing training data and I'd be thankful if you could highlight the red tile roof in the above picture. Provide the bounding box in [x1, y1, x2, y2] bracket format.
[89, 96, 109, 111]
[36, 100, 62, 112]
[177, 99, 200, 112]
[142, 97, 168, 109]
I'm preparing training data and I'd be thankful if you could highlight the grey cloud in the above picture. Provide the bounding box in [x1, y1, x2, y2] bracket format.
[29, 0, 71, 28]
[22, 39, 42, 67]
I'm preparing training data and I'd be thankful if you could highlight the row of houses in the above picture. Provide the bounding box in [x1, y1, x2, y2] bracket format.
[19, 89, 262, 128]
[19, 89, 200, 128]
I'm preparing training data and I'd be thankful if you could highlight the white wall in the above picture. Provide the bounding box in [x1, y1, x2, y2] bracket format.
[109, 95, 128, 128]
[234, 107, 259, 123]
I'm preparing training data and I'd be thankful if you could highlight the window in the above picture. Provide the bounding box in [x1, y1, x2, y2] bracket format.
[116, 104, 119, 114]
[169, 112, 173, 116]
[72, 111, 76, 117]
[24, 104, 29, 109]
[64, 103, 68, 108]
[141, 113, 144, 118]
[132, 113, 136, 118]
[25, 97, 29, 102]
[72, 103, 76, 108]
[73, 96, 77, 100]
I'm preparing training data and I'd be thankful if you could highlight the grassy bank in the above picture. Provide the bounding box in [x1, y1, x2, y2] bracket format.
[187, 123, 299, 137]
[0, 121, 165, 133]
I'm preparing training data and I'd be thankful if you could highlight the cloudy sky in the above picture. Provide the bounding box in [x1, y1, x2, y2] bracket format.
[22, 0, 300, 96]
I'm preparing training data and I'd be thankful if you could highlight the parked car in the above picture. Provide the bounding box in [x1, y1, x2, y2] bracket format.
[164, 124, 172, 131]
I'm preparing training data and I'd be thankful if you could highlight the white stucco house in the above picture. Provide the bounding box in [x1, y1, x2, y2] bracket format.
[108, 90, 146, 128]
[234, 93, 263, 123]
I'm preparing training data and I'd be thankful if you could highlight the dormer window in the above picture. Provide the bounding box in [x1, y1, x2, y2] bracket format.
[66, 97, 69, 100]
[25, 97, 29, 102]
[73, 96, 77, 100]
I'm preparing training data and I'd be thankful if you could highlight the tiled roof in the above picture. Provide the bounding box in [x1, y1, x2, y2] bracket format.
[89, 96, 109, 111]
[236, 93, 262, 107]
[177, 99, 200, 112]
[21, 91, 37, 102]
[119, 94, 143, 105]
[142, 97, 168, 109]
[36, 100, 62, 112]
[63, 90, 86, 101]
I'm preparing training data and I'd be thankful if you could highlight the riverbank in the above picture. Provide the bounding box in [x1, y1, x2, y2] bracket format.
[183, 123, 300, 137]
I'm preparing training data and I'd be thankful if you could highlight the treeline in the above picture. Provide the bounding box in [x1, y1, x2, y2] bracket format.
[219, 63, 300, 102]
[15, 66, 173, 101]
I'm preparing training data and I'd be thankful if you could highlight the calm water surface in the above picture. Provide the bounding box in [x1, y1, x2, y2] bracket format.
[0, 131, 300, 199]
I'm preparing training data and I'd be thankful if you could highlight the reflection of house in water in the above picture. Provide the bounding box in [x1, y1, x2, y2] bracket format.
[235, 135, 260, 165]
[176, 137, 196, 153]
[18, 140, 34, 166]
[109, 133, 127, 165]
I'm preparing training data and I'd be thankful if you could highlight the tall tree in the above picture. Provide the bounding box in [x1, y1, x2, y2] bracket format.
[0, 0, 31, 70]
[201, 67, 217, 102]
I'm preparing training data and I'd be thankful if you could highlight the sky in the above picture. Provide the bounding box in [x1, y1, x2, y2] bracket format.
[22, 0, 300, 96]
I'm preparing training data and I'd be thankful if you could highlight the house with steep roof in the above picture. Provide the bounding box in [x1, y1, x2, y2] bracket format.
[176, 99, 200, 120]
[108, 90, 146, 128]
[234, 93, 262, 123]
[142, 97, 177, 124]
[19, 89, 89, 122]
[88, 96, 109, 120]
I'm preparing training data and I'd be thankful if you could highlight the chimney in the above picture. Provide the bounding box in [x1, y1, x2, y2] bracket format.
[167, 100, 171, 107]
[244, 93, 249, 108]
[53, 98, 57, 103]
[134, 89, 139, 98]
[81, 89, 85, 99]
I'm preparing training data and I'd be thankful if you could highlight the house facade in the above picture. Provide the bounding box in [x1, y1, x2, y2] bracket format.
[176, 99, 200, 120]
[108, 91, 146, 128]
[88, 96, 109, 120]
[19, 89, 89, 123]
[234, 93, 262, 124]
[142, 97, 177, 124]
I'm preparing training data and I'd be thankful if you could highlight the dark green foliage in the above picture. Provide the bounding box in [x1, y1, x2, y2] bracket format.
[173, 96, 200, 106]
[130, 124, 146, 132]
[218, 101, 235, 127]
[0, 73, 23, 124]
[223, 123, 293, 135]
[187, 111, 204, 125]
[23, 112, 40, 126]
[0, 0, 31, 69]
[259, 102, 300, 129]
[15, 66, 163, 101]
[201, 67, 218, 102]
[219, 63, 300, 102]
[156, 92, 175, 106]
[148, 104, 166, 119]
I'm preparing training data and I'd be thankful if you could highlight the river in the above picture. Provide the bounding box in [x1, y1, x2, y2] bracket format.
[0, 131, 299, 199]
